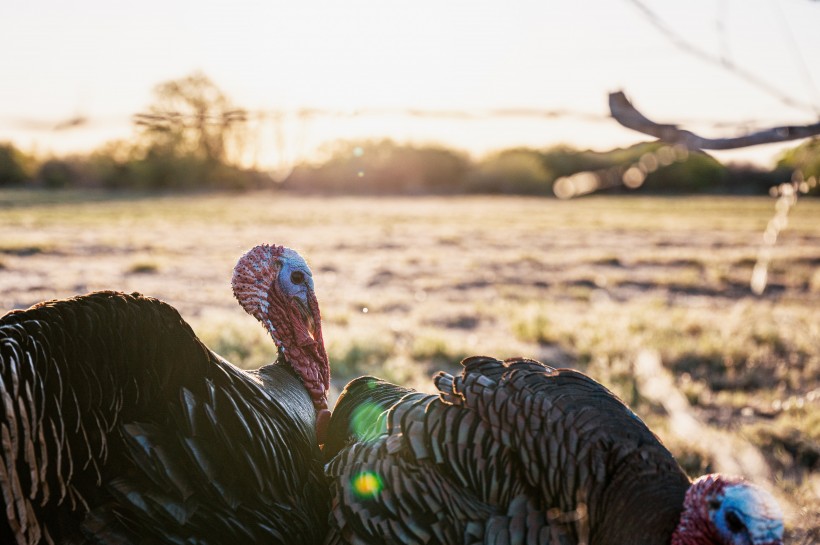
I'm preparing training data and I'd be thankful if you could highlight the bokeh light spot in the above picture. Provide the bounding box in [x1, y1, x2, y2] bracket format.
[622, 166, 646, 189]
[351, 401, 385, 439]
[351, 471, 383, 498]
[553, 171, 600, 199]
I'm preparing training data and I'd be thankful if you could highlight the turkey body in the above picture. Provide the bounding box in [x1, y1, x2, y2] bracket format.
[324, 356, 692, 545]
[0, 291, 329, 544]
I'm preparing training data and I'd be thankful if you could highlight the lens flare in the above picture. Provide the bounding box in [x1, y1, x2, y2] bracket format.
[352, 471, 383, 498]
[351, 401, 386, 439]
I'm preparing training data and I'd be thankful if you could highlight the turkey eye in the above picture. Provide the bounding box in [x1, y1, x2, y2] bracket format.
[725, 511, 745, 534]
[290, 270, 305, 285]
[708, 500, 721, 510]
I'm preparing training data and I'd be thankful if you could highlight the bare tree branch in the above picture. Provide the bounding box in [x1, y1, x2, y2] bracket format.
[609, 91, 820, 150]
[624, 0, 820, 115]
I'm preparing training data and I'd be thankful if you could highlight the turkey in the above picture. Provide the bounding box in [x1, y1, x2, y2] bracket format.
[324, 356, 784, 545]
[0, 244, 331, 544]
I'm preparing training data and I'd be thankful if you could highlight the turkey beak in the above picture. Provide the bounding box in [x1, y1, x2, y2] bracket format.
[306, 310, 317, 342]
[293, 296, 317, 341]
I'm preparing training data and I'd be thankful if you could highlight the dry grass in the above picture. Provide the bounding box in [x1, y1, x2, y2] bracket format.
[1, 188, 818, 539]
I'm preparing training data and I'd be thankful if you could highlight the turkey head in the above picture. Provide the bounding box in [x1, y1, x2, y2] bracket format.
[231, 244, 330, 414]
[672, 474, 783, 545]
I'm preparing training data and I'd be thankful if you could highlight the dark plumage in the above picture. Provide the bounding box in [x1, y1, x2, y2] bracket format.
[0, 245, 331, 544]
[324, 356, 783, 545]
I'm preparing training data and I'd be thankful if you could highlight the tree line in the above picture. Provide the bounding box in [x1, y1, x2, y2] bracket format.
[0, 73, 817, 196]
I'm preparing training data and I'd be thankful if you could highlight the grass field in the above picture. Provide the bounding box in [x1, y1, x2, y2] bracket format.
[1, 189, 818, 540]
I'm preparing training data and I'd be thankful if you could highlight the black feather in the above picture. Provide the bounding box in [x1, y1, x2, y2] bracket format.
[325, 356, 690, 545]
[0, 291, 329, 544]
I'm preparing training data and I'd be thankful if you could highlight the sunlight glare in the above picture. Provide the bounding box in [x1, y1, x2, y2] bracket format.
[351, 401, 384, 439]
[553, 171, 600, 199]
[622, 166, 646, 189]
[351, 471, 383, 499]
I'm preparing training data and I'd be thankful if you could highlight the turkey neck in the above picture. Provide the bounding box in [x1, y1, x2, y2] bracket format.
[252, 360, 318, 437]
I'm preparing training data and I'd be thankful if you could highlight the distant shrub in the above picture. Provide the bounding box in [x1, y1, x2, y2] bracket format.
[540, 143, 730, 195]
[284, 141, 745, 196]
[465, 149, 553, 195]
[126, 261, 160, 274]
[540, 144, 615, 178]
[778, 138, 820, 195]
[285, 139, 470, 194]
[36, 159, 83, 188]
[0, 143, 33, 186]
[640, 151, 726, 193]
[127, 147, 209, 189]
[27, 144, 274, 191]
[721, 163, 792, 195]
[85, 142, 137, 189]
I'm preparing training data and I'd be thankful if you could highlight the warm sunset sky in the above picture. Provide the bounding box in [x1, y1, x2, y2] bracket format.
[1, 0, 818, 169]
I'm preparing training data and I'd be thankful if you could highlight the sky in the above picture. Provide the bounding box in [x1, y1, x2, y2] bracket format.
[1, 0, 819, 171]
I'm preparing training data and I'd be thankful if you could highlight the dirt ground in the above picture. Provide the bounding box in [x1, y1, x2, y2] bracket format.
[1, 190, 818, 540]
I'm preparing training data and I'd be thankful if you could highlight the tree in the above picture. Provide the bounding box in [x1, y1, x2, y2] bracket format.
[609, 91, 820, 151]
[126, 72, 267, 190]
[0, 143, 33, 186]
[609, 1, 820, 196]
[467, 149, 553, 195]
[133, 71, 247, 165]
[777, 139, 820, 195]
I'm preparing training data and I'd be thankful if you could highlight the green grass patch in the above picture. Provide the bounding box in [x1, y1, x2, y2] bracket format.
[126, 260, 160, 274]
[193, 317, 278, 370]
[0, 243, 52, 256]
[409, 334, 468, 371]
[327, 336, 396, 382]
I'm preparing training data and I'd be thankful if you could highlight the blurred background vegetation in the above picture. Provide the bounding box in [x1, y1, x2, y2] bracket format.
[1, 73, 817, 197]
